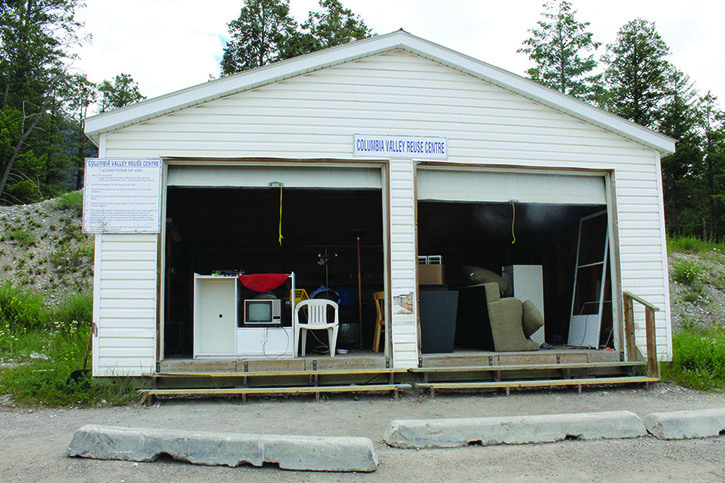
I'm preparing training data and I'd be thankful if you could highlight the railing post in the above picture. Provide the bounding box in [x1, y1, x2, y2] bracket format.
[645, 307, 659, 378]
[622, 291, 660, 380]
[623, 294, 636, 361]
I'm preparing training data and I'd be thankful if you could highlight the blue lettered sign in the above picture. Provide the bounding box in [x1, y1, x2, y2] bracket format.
[353, 135, 447, 160]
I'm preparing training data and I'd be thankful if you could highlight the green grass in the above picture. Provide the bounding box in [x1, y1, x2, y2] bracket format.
[0, 283, 136, 406]
[0, 281, 48, 332]
[668, 235, 725, 254]
[662, 321, 725, 391]
[53, 191, 83, 217]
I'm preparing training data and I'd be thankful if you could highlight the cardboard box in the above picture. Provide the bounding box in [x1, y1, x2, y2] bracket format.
[418, 264, 445, 285]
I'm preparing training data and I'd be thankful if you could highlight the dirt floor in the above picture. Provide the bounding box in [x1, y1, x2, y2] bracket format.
[2, 383, 724, 482]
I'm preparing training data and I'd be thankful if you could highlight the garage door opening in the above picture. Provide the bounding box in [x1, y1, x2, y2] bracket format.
[163, 185, 385, 358]
[416, 168, 615, 354]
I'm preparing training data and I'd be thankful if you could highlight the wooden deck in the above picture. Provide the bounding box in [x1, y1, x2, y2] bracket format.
[140, 347, 656, 404]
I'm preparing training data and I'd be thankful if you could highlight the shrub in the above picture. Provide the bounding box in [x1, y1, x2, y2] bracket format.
[662, 323, 725, 391]
[54, 191, 83, 217]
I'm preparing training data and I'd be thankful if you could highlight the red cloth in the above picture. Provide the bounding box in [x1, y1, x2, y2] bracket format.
[238, 273, 290, 293]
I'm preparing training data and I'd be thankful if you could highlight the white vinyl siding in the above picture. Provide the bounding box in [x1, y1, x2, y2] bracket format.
[388, 159, 420, 368]
[93, 234, 157, 376]
[101, 49, 671, 364]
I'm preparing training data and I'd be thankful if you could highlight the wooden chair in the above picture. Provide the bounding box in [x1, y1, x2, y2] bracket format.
[373, 291, 386, 352]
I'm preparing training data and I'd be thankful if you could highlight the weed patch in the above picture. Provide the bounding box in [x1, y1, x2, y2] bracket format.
[671, 259, 704, 288]
[0, 282, 48, 332]
[49, 244, 93, 274]
[662, 323, 725, 391]
[0, 288, 136, 406]
[7, 229, 36, 247]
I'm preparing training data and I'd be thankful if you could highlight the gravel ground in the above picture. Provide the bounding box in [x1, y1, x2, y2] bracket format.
[668, 251, 725, 333]
[2, 383, 724, 482]
[0, 197, 92, 305]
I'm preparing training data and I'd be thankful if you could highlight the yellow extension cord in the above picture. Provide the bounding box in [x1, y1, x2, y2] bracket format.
[278, 183, 284, 246]
[510, 199, 516, 244]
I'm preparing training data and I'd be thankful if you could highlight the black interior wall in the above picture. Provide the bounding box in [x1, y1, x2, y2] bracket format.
[417, 201, 611, 345]
[164, 187, 384, 356]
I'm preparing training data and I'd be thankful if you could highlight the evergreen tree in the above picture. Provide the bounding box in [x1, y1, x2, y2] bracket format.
[697, 93, 725, 238]
[518, 0, 601, 101]
[220, 0, 297, 75]
[61, 73, 97, 189]
[602, 18, 670, 128]
[659, 67, 703, 236]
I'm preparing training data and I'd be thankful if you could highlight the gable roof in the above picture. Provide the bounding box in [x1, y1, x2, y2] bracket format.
[85, 30, 675, 155]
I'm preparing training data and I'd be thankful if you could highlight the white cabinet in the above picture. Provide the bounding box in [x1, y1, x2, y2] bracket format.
[236, 327, 293, 357]
[502, 265, 545, 345]
[194, 275, 237, 357]
[193, 274, 295, 359]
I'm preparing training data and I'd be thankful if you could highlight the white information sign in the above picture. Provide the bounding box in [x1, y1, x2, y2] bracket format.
[353, 134, 447, 160]
[83, 158, 162, 234]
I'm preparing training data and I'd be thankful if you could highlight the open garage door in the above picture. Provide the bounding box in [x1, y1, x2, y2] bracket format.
[416, 167, 613, 351]
[417, 168, 606, 204]
[163, 163, 386, 359]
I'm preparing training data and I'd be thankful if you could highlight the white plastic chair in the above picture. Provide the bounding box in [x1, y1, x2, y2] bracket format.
[293, 299, 339, 358]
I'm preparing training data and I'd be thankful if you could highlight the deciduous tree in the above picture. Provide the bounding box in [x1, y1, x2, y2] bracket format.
[300, 0, 371, 51]
[97, 73, 145, 113]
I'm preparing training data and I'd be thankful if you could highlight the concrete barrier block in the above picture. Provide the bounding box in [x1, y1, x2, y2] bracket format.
[644, 408, 725, 440]
[68, 425, 378, 472]
[384, 411, 646, 448]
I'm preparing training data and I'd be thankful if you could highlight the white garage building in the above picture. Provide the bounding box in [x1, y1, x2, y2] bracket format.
[84, 30, 675, 387]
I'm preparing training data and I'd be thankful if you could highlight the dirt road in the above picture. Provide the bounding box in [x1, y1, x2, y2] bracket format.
[2, 383, 724, 482]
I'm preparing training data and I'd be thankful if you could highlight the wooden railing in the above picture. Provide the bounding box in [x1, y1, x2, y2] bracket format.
[622, 291, 660, 379]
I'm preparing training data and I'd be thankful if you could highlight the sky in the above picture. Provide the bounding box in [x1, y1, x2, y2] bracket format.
[73, 0, 724, 105]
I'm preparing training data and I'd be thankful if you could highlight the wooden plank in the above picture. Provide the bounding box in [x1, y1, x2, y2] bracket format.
[144, 368, 408, 378]
[622, 291, 661, 312]
[416, 376, 659, 390]
[645, 307, 659, 378]
[408, 361, 645, 374]
[139, 383, 412, 397]
[623, 294, 636, 361]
